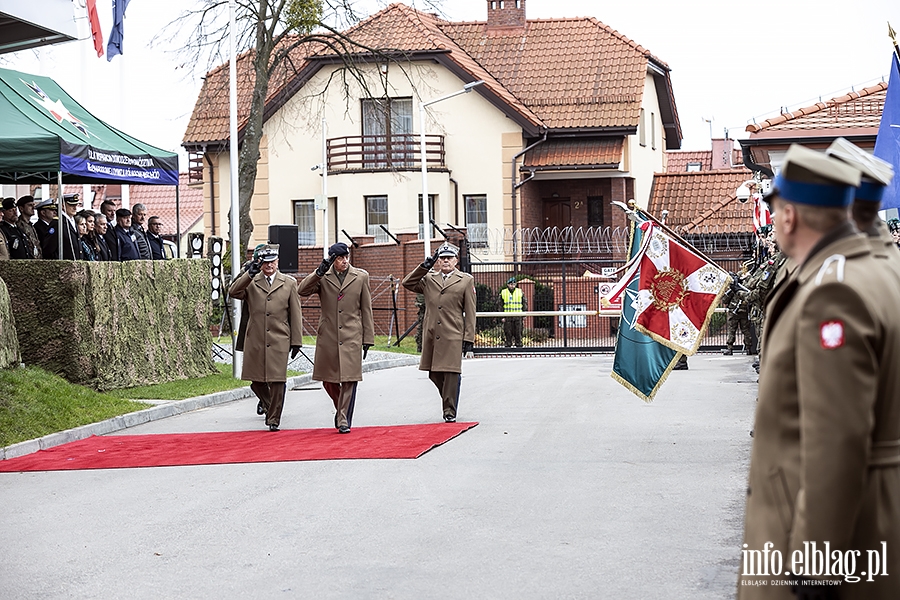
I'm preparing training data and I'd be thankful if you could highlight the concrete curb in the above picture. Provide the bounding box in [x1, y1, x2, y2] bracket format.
[1, 355, 420, 461]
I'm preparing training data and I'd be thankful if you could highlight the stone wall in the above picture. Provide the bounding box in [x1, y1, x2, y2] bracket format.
[0, 276, 20, 369]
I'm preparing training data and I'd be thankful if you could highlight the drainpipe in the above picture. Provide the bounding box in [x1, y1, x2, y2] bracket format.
[205, 152, 216, 235]
[739, 140, 774, 178]
[511, 132, 547, 262]
[449, 176, 459, 225]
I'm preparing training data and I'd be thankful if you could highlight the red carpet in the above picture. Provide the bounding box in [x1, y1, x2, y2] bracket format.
[0, 422, 478, 472]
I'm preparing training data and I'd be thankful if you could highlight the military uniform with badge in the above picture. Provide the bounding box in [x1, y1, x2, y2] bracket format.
[402, 242, 476, 423]
[298, 242, 375, 434]
[228, 244, 303, 431]
[41, 194, 83, 260]
[739, 144, 900, 599]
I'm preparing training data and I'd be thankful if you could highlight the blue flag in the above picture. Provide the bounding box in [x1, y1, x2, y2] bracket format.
[611, 210, 681, 402]
[874, 52, 900, 211]
[106, 0, 132, 62]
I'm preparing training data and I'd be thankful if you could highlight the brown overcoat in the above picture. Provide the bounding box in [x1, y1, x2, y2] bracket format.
[228, 270, 303, 383]
[402, 264, 476, 373]
[739, 227, 900, 599]
[298, 265, 374, 383]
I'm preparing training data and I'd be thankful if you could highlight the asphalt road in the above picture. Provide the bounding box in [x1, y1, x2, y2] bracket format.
[0, 354, 758, 599]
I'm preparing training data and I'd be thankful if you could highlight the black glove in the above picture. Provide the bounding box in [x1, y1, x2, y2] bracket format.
[247, 260, 262, 277]
[290, 346, 301, 359]
[463, 341, 473, 354]
[422, 247, 441, 270]
[791, 578, 839, 600]
[315, 254, 336, 277]
[363, 344, 373, 360]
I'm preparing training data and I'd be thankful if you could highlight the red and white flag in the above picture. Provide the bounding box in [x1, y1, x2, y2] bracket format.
[629, 222, 730, 355]
[86, 0, 104, 57]
[752, 193, 772, 230]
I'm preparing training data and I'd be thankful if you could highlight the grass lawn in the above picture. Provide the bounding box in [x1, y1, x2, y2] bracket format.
[0, 366, 148, 448]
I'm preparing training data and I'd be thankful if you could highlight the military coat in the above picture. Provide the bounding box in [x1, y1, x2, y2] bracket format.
[228, 270, 303, 383]
[739, 225, 900, 599]
[402, 264, 476, 373]
[16, 215, 41, 258]
[298, 265, 374, 383]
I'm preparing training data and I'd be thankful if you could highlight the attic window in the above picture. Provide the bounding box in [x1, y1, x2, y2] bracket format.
[686, 162, 702, 172]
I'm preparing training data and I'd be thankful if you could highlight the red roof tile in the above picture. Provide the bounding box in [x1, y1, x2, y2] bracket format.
[746, 82, 886, 134]
[130, 173, 205, 236]
[666, 148, 743, 172]
[184, 3, 680, 144]
[648, 170, 754, 234]
[524, 138, 623, 168]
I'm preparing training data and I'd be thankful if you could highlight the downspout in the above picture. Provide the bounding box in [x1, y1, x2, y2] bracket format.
[449, 176, 459, 225]
[205, 152, 217, 235]
[511, 132, 547, 262]
[739, 140, 774, 178]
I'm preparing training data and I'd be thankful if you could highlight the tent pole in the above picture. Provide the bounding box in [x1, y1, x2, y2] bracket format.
[57, 171, 63, 260]
[175, 178, 181, 258]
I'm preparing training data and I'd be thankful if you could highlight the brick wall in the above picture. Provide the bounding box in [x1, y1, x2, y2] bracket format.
[293, 230, 468, 339]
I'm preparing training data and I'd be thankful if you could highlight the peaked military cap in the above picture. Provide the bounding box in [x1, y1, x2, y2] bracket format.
[63, 193, 80, 205]
[436, 242, 459, 257]
[825, 137, 894, 203]
[769, 144, 861, 208]
[258, 244, 280, 262]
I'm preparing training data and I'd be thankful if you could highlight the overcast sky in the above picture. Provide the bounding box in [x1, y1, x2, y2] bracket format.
[2, 0, 898, 168]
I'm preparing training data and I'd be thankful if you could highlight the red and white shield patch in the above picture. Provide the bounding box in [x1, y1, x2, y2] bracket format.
[820, 321, 845, 349]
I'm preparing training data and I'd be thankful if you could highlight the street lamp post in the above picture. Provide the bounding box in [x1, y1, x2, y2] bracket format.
[419, 80, 484, 258]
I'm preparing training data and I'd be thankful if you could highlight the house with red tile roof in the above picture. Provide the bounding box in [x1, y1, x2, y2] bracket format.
[740, 82, 886, 176]
[182, 1, 682, 259]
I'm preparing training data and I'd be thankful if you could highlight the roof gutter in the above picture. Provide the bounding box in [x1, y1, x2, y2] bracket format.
[511, 132, 548, 262]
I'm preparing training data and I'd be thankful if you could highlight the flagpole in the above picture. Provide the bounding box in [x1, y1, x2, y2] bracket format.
[624, 200, 727, 270]
[889, 22, 899, 60]
[228, 0, 242, 379]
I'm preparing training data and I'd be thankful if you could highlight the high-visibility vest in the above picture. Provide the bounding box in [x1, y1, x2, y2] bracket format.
[500, 287, 524, 312]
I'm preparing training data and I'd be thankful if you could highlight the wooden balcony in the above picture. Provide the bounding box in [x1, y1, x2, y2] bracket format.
[326, 134, 445, 172]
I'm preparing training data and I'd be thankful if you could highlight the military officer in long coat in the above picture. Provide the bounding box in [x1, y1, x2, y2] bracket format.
[402, 242, 476, 423]
[298, 242, 374, 434]
[739, 145, 900, 599]
[228, 244, 303, 431]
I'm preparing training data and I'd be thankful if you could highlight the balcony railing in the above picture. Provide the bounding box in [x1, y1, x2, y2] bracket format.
[326, 134, 445, 172]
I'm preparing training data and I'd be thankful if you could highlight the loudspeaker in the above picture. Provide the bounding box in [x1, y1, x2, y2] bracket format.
[207, 236, 224, 301]
[188, 232, 205, 258]
[268, 224, 299, 272]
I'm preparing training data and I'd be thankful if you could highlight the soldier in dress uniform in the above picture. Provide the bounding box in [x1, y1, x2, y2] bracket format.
[41, 194, 82, 260]
[298, 242, 375, 434]
[228, 244, 303, 431]
[0, 198, 29, 259]
[15, 196, 41, 259]
[402, 242, 476, 423]
[738, 144, 900, 599]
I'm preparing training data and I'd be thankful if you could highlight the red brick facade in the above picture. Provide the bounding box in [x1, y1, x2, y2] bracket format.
[487, 0, 526, 30]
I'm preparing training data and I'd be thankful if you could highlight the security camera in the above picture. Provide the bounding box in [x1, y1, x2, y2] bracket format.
[736, 180, 756, 203]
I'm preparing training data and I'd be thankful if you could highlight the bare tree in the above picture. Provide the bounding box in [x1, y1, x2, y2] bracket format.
[163, 0, 444, 253]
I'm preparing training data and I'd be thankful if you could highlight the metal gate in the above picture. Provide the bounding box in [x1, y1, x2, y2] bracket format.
[470, 259, 750, 353]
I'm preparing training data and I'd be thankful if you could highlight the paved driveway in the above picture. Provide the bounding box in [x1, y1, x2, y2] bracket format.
[0, 354, 758, 599]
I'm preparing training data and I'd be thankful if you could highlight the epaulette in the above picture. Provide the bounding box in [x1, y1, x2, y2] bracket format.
[814, 254, 846, 285]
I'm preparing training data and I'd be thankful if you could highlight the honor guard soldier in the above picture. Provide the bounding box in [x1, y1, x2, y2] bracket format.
[402, 242, 476, 423]
[298, 242, 375, 434]
[738, 144, 900, 598]
[228, 244, 303, 431]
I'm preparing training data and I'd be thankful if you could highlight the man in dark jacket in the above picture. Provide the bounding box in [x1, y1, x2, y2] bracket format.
[1, 197, 30, 259]
[146, 216, 168, 260]
[107, 208, 140, 261]
[42, 194, 82, 260]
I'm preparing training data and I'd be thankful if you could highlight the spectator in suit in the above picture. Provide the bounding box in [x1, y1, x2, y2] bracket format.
[109, 208, 140, 261]
[92, 213, 112, 261]
[130, 203, 152, 260]
[146, 216, 168, 260]
[100, 199, 116, 227]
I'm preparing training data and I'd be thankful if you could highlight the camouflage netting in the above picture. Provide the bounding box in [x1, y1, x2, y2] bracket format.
[0, 276, 21, 368]
[0, 260, 216, 390]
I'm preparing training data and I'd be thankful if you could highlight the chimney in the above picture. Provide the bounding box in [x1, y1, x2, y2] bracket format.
[710, 138, 734, 170]
[487, 0, 526, 30]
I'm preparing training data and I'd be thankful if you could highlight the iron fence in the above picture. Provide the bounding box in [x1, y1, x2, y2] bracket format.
[470, 259, 755, 353]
